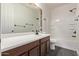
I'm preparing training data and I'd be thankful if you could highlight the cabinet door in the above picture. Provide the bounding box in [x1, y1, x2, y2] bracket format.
[41, 43, 47, 56]
[47, 40, 50, 53]
[29, 46, 39, 56]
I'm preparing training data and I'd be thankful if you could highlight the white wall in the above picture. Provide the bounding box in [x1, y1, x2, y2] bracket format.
[0, 3, 1, 34]
[76, 4, 79, 55]
[50, 4, 79, 55]
[39, 4, 51, 34]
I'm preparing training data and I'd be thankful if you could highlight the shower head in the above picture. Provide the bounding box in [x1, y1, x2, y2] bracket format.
[69, 8, 76, 13]
[69, 10, 73, 12]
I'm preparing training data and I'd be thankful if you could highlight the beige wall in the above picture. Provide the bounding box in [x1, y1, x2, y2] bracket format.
[39, 3, 51, 34]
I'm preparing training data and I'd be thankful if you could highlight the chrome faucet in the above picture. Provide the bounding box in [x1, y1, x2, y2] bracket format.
[35, 30, 39, 35]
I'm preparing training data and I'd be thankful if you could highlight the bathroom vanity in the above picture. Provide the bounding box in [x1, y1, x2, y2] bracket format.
[1, 3, 49, 56]
[1, 33, 50, 56]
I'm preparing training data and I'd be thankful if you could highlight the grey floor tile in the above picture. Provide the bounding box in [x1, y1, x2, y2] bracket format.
[46, 46, 78, 56]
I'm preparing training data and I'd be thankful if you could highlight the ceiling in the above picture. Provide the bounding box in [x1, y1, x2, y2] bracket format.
[39, 3, 66, 9]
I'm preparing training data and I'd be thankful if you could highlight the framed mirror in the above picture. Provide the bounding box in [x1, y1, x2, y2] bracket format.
[1, 3, 42, 34]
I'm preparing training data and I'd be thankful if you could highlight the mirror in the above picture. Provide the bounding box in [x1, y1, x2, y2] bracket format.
[1, 3, 42, 34]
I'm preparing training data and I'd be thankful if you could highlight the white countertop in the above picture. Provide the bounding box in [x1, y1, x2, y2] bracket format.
[1, 33, 50, 52]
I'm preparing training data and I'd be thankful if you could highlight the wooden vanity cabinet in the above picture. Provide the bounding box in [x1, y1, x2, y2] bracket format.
[2, 40, 39, 56]
[29, 46, 39, 56]
[40, 42, 47, 56]
[2, 44, 29, 56]
[20, 52, 28, 56]
[2, 36, 50, 56]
